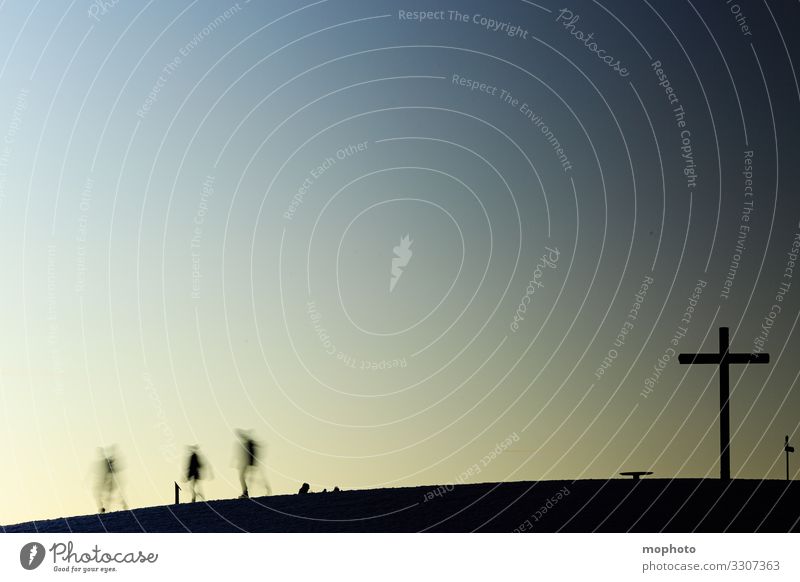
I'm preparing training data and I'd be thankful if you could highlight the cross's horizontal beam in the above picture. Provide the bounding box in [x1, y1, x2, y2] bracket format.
[678, 353, 720, 364]
[728, 353, 769, 364]
[678, 353, 769, 365]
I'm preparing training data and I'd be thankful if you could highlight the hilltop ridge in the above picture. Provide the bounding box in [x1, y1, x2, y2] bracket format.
[3, 479, 798, 533]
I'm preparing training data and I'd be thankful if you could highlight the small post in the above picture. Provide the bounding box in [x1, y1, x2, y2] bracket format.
[174, 482, 181, 505]
[785, 436, 795, 482]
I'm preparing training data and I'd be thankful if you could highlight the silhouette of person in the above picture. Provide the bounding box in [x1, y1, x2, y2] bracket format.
[235, 429, 271, 499]
[94, 446, 127, 513]
[185, 445, 212, 502]
[298, 482, 310, 494]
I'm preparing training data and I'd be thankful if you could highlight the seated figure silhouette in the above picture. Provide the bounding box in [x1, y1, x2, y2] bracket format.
[185, 445, 212, 502]
[94, 445, 127, 513]
[235, 429, 271, 499]
[298, 482, 310, 494]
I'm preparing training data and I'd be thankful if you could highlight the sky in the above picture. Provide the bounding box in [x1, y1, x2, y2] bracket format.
[0, 0, 799, 526]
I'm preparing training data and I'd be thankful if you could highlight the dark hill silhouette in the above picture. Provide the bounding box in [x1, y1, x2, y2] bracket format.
[3, 479, 798, 533]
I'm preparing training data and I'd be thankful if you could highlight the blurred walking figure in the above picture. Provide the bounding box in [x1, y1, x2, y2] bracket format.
[185, 445, 212, 502]
[235, 429, 271, 498]
[94, 445, 127, 513]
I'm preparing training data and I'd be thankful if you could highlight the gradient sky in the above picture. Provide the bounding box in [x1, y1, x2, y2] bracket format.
[1, 0, 799, 526]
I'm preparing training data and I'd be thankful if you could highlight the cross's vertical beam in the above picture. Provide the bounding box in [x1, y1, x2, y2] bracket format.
[719, 327, 731, 482]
